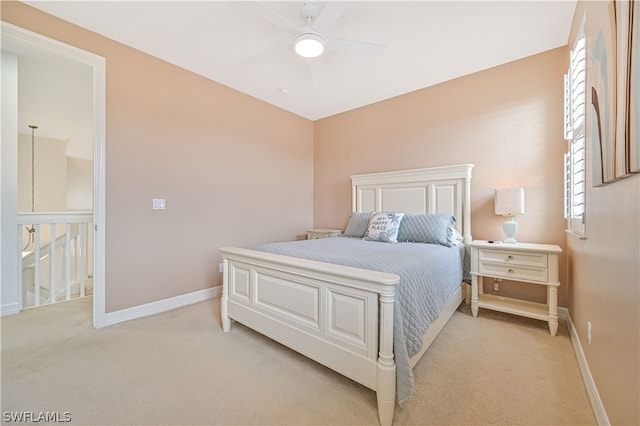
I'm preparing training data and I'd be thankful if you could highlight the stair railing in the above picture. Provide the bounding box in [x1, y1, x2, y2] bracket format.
[17, 211, 93, 309]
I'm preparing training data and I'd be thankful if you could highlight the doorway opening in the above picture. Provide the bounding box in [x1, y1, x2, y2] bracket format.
[1, 22, 106, 327]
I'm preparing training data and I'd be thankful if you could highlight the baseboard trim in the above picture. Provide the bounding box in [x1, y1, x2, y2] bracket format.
[1, 302, 20, 316]
[103, 285, 221, 327]
[559, 307, 610, 426]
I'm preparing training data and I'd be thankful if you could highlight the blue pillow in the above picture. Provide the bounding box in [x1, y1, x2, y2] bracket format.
[342, 212, 373, 238]
[398, 213, 456, 246]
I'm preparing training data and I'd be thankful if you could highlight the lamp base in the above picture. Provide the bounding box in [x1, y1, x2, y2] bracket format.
[502, 216, 518, 244]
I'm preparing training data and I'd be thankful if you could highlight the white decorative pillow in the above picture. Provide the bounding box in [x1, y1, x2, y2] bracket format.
[364, 212, 405, 243]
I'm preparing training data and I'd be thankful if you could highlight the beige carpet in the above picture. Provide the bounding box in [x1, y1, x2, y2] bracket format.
[1, 297, 595, 425]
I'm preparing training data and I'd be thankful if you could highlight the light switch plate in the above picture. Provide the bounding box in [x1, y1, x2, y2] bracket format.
[152, 198, 166, 210]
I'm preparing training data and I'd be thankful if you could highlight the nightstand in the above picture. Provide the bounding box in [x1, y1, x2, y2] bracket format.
[469, 240, 562, 335]
[306, 228, 342, 239]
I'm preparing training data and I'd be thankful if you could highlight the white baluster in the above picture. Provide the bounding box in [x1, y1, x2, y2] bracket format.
[80, 223, 86, 297]
[65, 223, 72, 301]
[50, 223, 56, 303]
[34, 224, 41, 307]
[72, 226, 79, 295]
[17, 224, 23, 309]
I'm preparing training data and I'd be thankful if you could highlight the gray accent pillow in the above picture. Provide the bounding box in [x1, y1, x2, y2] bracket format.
[342, 212, 373, 238]
[398, 213, 456, 246]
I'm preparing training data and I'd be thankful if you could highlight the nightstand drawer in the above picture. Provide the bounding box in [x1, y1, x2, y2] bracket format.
[478, 262, 548, 282]
[478, 248, 547, 268]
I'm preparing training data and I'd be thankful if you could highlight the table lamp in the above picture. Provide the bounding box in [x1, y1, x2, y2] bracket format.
[495, 187, 525, 243]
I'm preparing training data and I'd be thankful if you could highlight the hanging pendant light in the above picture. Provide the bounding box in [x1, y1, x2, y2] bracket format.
[23, 125, 37, 252]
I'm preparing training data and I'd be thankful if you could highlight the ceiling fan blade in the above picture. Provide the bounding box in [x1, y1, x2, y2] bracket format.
[325, 37, 387, 54]
[311, 2, 349, 34]
[238, 44, 291, 66]
[243, 1, 301, 36]
[307, 58, 324, 85]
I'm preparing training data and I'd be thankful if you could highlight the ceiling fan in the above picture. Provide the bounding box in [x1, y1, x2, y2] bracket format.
[246, 1, 386, 84]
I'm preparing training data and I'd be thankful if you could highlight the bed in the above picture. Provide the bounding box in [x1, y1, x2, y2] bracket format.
[220, 163, 474, 425]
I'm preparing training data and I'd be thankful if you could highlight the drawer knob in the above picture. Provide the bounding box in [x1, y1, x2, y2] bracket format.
[507, 255, 514, 261]
[508, 269, 514, 273]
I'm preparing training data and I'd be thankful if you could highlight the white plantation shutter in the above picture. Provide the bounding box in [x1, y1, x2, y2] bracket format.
[571, 134, 586, 216]
[564, 152, 571, 218]
[569, 35, 587, 138]
[564, 74, 572, 139]
[564, 18, 586, 238]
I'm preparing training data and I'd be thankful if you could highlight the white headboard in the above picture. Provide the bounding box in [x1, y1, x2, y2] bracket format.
[351, 164, 474, 243]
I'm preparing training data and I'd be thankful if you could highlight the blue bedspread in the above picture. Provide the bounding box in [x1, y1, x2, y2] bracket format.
[254, 236, 465, 404]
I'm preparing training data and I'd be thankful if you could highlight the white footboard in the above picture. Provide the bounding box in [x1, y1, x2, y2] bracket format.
[220, 246, 399, 426]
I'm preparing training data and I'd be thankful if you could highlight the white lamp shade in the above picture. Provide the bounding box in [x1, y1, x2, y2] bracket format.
[494, 187, 525, 216]
[294, 32, 324, 58]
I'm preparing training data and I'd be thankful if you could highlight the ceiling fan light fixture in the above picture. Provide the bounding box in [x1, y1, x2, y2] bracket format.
[295, 32, 324, 58]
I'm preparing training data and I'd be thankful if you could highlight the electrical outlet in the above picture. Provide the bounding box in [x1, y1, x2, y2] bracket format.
[219, 262, 224, 273]
[493, 278, 501, 292]
[587, 321, 592, 344]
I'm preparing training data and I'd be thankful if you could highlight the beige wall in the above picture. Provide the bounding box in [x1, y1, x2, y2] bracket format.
[66, 156, 93, 210]
[565, 2, 640, 425]
[315, 48, 568, 305]
[17, 133, 67, 212]
[2, 2, 314, 312]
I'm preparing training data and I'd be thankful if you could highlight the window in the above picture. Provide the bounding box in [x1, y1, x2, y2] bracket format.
[564, 18, 586, 238]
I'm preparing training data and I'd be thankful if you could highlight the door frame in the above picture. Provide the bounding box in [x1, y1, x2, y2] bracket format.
[1, 22, 107, 327]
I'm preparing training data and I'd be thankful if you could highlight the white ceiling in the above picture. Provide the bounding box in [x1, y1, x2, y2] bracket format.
[21, 0, 576, 121]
